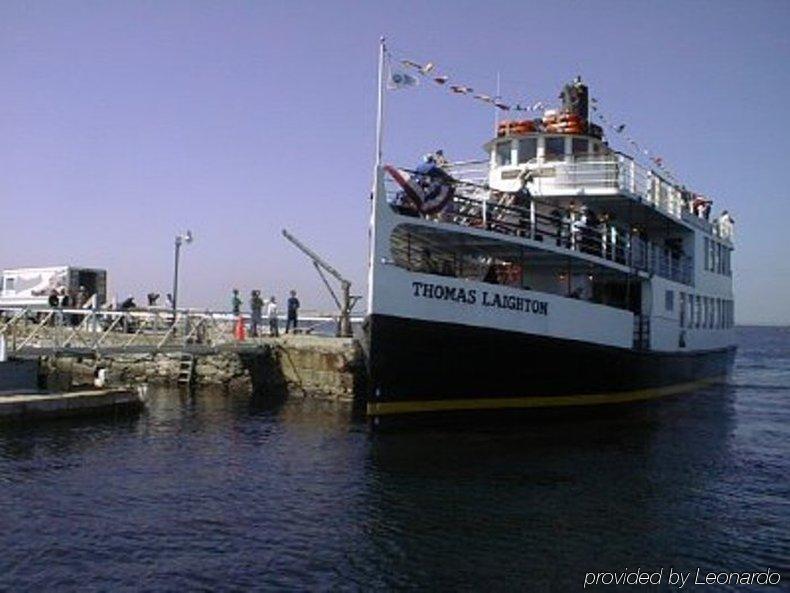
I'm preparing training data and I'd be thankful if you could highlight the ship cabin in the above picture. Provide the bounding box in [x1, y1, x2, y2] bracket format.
[384, 79, 735, 351]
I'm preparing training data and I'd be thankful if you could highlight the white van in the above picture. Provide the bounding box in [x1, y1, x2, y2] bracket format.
[0, 266, 107, 308]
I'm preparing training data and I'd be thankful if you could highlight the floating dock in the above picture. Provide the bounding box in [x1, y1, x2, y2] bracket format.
[0, 388, 144, 422]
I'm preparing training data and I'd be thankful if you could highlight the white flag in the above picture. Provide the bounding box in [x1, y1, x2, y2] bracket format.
[388, 68, 419, 90]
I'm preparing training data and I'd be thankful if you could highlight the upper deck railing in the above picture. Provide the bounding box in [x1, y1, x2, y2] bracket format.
[444, 153, 733, 242]
[383, 173, 694, 285]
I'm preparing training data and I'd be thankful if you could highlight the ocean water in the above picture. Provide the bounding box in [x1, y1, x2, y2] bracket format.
[1, 326, 787, 592]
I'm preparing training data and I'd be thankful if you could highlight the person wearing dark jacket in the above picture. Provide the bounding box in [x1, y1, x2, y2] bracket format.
[231, 289, 242, 316]
[286, 290, 300, 333]
[249, 290, 263, 337]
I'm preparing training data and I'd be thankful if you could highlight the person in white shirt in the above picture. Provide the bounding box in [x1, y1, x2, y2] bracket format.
[266, 296, 279, 337]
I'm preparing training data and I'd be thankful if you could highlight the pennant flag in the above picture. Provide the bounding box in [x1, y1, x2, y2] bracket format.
[493, 101, 511, 111]
[450, 85, 473, 94]
[421, 62, 435, 74]
[532, 101, 544, 111]
[402, 59, 424, 70]
[473, 94, 493, 103]
[388, 69, 419, 90]
[433, 75, 449, 85]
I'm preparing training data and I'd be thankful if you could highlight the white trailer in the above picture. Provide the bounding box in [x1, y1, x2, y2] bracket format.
[0, 266, 107, 308]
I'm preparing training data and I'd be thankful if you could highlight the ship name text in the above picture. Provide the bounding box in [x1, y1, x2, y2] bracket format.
[411, 281, 549, 316]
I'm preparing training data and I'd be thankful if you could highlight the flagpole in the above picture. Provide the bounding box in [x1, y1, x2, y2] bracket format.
[494, 71, 500, 129]
[375, 36, 386, 171]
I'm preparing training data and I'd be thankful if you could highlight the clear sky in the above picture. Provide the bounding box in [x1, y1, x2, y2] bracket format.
[2, 1, 789, 324]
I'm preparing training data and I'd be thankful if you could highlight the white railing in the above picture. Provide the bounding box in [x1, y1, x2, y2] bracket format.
[523, 154, 684, 220]
[0, 306, 359, 356]
[384, 178, 694, 285]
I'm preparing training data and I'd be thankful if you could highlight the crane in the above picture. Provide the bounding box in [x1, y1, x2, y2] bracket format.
[281, 229, 359, 337]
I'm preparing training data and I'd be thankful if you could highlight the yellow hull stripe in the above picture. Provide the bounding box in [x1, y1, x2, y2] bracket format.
[366, 376, 727, 416]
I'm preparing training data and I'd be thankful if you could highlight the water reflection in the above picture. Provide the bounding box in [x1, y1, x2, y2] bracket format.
[363, 387, 739, 590]
[1, 331, 787, 593]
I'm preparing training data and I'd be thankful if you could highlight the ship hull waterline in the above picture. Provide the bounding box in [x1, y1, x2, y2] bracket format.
[364, 314, 736, 419]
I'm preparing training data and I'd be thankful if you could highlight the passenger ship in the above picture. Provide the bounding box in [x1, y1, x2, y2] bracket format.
[364, 73, 736, 421]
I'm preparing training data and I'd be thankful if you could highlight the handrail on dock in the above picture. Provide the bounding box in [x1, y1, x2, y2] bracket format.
[0, 306, 361, 357]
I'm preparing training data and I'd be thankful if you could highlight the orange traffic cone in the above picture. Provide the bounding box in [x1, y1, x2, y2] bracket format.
[234, 315, 246, 341]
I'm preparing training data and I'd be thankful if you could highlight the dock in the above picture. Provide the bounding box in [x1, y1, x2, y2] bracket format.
[0, 388, 144, 422]
[0, 306, 368, 404]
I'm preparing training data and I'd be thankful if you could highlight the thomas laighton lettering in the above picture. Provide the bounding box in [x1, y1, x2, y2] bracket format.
[411, 281, 549, 315]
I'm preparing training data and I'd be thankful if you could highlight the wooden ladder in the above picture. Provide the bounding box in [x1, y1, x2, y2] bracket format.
[177, 353, 195, 387]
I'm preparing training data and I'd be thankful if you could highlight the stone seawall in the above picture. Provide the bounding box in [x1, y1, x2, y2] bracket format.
[41, 336, 366, 403]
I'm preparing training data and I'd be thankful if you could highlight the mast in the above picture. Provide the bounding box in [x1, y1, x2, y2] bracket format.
[368, 36, 387, 316]
[374, 36, 386, 173]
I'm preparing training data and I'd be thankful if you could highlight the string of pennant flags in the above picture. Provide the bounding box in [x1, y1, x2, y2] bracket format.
[389, 55, 549, 112]
[589, 98, 679, 182]
[388, 51, 681, 183]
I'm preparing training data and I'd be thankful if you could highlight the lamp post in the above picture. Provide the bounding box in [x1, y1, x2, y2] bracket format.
[172, 230, 193, 314]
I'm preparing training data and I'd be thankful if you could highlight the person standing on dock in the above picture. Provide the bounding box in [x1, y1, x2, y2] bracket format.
[266, 296, 279, 337]
[231, 288, 242, 316]
[249, 290, 263, 337]
[286, 290, 300, 333]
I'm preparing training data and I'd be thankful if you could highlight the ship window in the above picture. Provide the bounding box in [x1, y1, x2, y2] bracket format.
[705, 297, 713, 329]
[717, 298, 722, 329]
[679, 293, 686, 327]
[689, 294, 695, 328]
[572, 138, 588, 155]
[695, 296, 701, 329]
[544, 137, 565, 160]
[517, 138, 537, 164]
[704, 237, 710, 271]
[4, 277, 14, 292]
[665, 290, 674, 312]
[496, 142, 512, 166]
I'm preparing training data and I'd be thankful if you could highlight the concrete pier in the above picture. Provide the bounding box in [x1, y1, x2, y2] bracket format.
[0, 388, 144, 422]
[41, 335, 367, 403]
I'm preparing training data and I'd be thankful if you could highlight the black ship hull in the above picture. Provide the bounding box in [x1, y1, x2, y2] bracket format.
[365, 314, 736, 420]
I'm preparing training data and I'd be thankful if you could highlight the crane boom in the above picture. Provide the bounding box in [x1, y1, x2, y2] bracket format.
[281, 228, 357, 337]
[281, 229, 348, 284]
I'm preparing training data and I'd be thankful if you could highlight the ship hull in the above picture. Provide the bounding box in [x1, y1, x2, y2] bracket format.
[365, 314, 736, 420]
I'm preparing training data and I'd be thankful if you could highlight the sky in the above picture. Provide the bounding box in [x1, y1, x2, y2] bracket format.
[1, 0, 789, 324]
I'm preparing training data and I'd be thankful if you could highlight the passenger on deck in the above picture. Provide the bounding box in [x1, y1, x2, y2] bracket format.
[483, 264, 499, 284]
[581, 209, 600, 255]
[420, 248, 439, 274]
[415, 154, 452, 182]
[440, 260, 456, 277]
[571, 207, 588, 251]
